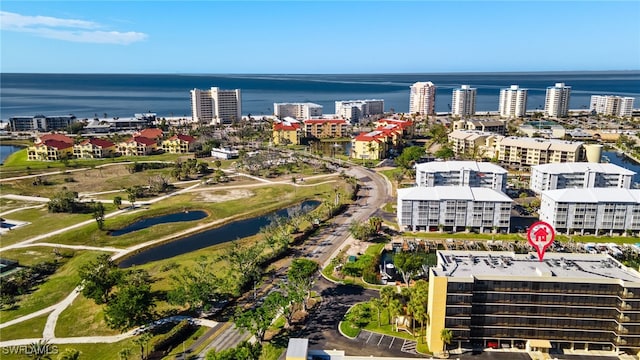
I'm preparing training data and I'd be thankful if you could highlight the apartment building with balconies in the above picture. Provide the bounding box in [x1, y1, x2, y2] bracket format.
[414, 161, 508, 191]
[530, 163, 636, 194]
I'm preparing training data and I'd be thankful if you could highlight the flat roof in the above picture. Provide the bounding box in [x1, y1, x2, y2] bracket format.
[286, 338, 308, 359]
[415, 160, 507, 174]
[433, 251, 640, 284]
[532, 162, 636, 176]
[500, 136, 583, 151]
[397, 186, 513, 202]
[542, 188, 640, 203]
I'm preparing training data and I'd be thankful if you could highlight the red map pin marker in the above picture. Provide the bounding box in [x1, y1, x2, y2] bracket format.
[527, 221, 555, 261]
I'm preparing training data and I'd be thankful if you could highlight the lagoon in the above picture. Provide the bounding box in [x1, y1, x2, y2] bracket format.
[118, 200, 320, 267]
[0, 145, 22, 164]
[110, 210, 208, 236]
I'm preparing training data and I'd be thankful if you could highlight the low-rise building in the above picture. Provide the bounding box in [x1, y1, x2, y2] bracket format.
[273, 122, 301, 145]
[274, 102, 322, 120]
[27, 139, 74, 161]
[397, 186, 512, 233]
[73, 138, 116, 159]
[302, 119, 350, 139]
[374, 118, 414, 138]
[539, 188, 640, 235]
[453, 119, 506, 135]
[427, 251, 640, 356]
[117, 136, 158, 156]
[519, 121, 566, 139]
[211, 147, 239, 159]
[448, 130, 501, 160]
[415, 161, 508, 191]
[530, 162, 636, 194]
[498, 137, 585, 166]
[334, 99, 384, 122]
[351, 131, 387, 161]
[135, 128, 164, 144]
[161, 134, 196, 153]
[9, 115, 77, 132]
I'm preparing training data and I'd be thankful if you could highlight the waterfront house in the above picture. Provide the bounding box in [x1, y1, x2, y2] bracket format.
[28, 139, 74, 161]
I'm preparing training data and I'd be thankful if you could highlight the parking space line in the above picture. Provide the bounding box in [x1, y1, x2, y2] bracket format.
[377, 334, 384, 346]
[366, 331, 373, 343]
[388, 336, 395, 349]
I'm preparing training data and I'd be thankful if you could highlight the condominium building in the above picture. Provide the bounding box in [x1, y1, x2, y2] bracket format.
[409, 82, 437, 115]
[530, 163, 636, 194]
[397, 186, 512, 233]
[452, 119, 506, 135]
[73, 138, 116, 159]
[274, 103, 322, 120]
[590, 95, 635, 117]
[414, 161, 508, 191]
[9, 115, 77, 132]
[272, 122, 301, 146]
[498, 137, 585, 166]
[190, 87, 242, 125]
[303, 119, 350, 139]
[427, 251, 640, 356]
[335, 99, 384, 122]
[499, 85, 528, 118]
[544, 83, 571, 118]
[539, 188, 640, 235]
[448, 130, 501, 160]
[452, 85, 477, 117]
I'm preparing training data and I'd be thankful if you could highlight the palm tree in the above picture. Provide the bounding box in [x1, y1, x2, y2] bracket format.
[440, 328, 453, 355]
[380, 286, 396, 325]
[29, 339, 53, 360]
[370, 298, 384, 325]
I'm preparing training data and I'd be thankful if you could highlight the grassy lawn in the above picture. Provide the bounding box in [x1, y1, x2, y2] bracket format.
[0, 340, 142, 360]
[55, 295, 119, 337]
[339, 320, 361, 338]
[161, 325, 207, 359]
[0, 251, 107, 324]
[0, 313, 48, 340]
[260, 343, 285, 360]
[406, 231, 525, 241]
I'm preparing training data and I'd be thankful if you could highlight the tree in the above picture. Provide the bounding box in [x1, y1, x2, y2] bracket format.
[104, 270, 155, 331]
[29, 339, 54, 360]
[234, 299, 278, 344]
[118, 348, 132, 360]
[57, 348, 80, 360]
[213, 160, 222, 169]
[287, 259, 318, 312]
[427, 123, 449, 144]
[395, 146, 426, 169]
[435, 146, 455, 160]
[369, 217, 383, 233]
[440, 328, 453, 354]
[370, 297, 384, 325]
[92, 201, 106, 230]
[113, 196, 122, 209]
[206, 341, 261, 360]
[168, 256, 227, 313]
[349, 221, 374, 241]
[78, 254, 122, 304]
[393, 252, 425, 287]
[126, 186, 142, 209]
[380, 286, 396, 325]
[388, 298, 402, 331]
[48, 189, 80, 213]
[409, 280, 429, 335]
[132, 332, 152, 360]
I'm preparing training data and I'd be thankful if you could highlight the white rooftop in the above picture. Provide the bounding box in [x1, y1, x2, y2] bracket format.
[433, 251, 640, 284]
[415, 161, 507, 174]
[500, 136, 583, 151]
[542, 188, 640, 203]
[533, 162, 636, 176]
[398, 186, 513, 202]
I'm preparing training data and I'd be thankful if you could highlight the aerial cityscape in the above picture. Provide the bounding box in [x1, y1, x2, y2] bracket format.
[1, 2, 640, 360]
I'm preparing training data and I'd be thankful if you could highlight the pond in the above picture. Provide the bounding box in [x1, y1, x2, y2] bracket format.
[602, 151, 640, 184]
[110, 210, 209, 236]
[118, 200, 320, 268]
[0, 144, 23, 164]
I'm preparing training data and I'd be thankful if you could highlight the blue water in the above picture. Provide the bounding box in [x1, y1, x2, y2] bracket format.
[118, 200, 320, 267]
[110, 210, 208, 236]
[0, 145, 22, 164]
[603, 151, 640, 183]
[1, 72, 638, 119]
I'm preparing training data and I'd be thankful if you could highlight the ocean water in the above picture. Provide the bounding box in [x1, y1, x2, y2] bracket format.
[1, 72, 639, 120]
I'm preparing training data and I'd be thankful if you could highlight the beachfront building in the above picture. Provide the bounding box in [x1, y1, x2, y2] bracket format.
[211, 147, 239, 159]
[452, 119, 506, 135]
[73, 138, 116, 159]
[335, 99, 384, 122]
[190, 87, 242, 125]
[273, 122, 301, 145]
[498, 137, 585, 166]
[539, 188, 640, 235]
[448, 130, 501, 160]
[303, 119, 350, 139]
[397, 186, 512, 233]
[415, 161, 508, 191]
[544, 83, 571, 118]
[117, 136, 158, 156]
[9, 115, 78, 132]
[426, 250, 640, 356]
[161, 134, 196, 153]
[409, 81, 437, 115]
[274, 102, 322, 120]
[452, 85, 477, 117]
[590, 95, 635, 117]
[499, 85, 528, 118]
[530, 163, 636, 194]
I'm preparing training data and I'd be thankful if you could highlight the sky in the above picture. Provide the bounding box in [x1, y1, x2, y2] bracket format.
[1, 1, 639, 74]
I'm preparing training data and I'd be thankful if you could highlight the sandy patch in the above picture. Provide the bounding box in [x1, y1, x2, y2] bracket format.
[196, 189, 255, 203]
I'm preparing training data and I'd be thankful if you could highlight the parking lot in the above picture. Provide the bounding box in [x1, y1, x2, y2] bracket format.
[354, 330, 417, 355]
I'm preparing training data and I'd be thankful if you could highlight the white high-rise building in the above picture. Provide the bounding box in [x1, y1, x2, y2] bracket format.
[409, 82, 436, 115]
[499, 85, 528, 118]
[451, 85, 477, 117]
[590, 95, 635, 117]
[544, 82, 571, 118]
[335, 99, 384, 122]
[273, 103, 323, 120]
[190, 87, 242, 125]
